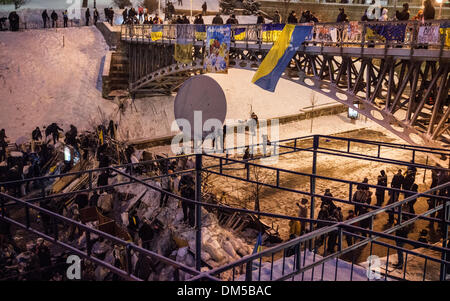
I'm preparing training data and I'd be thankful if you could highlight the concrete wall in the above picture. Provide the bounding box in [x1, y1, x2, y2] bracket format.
[260, 1, 450, 22]
[96, 21, 121, 49]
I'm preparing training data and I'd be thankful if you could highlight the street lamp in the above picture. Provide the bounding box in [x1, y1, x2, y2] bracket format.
[436, 0, 443, 19]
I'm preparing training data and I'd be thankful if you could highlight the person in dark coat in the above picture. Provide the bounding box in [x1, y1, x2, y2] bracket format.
[393, 204, 411, 269]
[64, 124, 78, 150]
[107, 120, 117, 139]
[179, 174, 195, 227]
[42, 10, 50, 28]
[402, 170, 415, 198]
[194, 14, 204, 24]
[287, 11, 298, 24]
[226, 14, 238, 25]
[0, 129, 7, 162]
[388, 169, 404, 223]
[93, 8, 99, 25]
[8, 11, 20, 31]
[395, 3, 410, 21]
[45, 123, 63, 144]
[50, 10, 58, 28]
[85, 8, 91, 26]
[109, 7, 114, 25]
[272, 10, 281, 24]
[423, 0, 435, 20]
[256, 12, 265, 24]
[32, 127, 42, 142]
[375, 170, 387, 207]
[212, 14, 224, 25]
[122, 8, 128, 24]
[182, 15, 190, 24]
[202, 1, 207, 15]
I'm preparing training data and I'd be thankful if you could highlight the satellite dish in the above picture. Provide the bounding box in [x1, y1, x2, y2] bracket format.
[174, 75, 227, 140]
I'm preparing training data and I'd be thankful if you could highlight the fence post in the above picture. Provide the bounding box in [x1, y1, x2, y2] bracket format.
[440, 200, 449, 281]
[309, 135, 319, 250]
[195, 153, 202, 271]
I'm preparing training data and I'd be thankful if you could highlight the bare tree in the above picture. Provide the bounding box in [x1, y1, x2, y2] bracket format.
[282, 0, 291, 22]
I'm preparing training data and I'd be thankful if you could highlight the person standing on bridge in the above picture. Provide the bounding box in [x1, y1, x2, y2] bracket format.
[396, 3, 410, 21]
[202, 1, 207, 15]
[50, 10, 58, 28]
[375, 170, 388, 207]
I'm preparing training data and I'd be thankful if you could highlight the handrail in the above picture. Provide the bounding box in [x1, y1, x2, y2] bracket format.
[120, 20, 450, 50]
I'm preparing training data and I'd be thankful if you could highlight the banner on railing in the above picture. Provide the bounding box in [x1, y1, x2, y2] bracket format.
[195, 24, 206, 40]
[314, 25, 337, 42]
[439, 23, 450, 47]
[204, 25, 231, 74]
[418, 25, 440, 44]
[262, 24, 285, 43]
[151, 25, 163, 41]
[366, 24, 407, 43]
[175, 25, 195, 64]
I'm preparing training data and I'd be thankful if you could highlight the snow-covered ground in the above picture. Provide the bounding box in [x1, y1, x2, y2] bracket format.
[0, 25, 351, 143]
[237, 251, 371, 281]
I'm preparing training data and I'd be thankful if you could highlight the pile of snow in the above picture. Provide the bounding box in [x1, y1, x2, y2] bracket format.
[237, 250, 371, 281]
[113, 178, 254, 281]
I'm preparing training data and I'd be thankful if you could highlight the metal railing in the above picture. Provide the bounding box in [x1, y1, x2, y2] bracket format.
[120, 20, 450, 51]
[0, 135, 449, 281]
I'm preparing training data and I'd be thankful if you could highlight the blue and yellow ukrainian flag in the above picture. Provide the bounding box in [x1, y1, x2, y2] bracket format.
[151, 25, 163, 41]
[233, 27, 246, 41]
[262, 24, 285, 43]
[252, 25, 312, 92]
[253, 232, 263, 254]
[195, 25, 207, 40]
[440, 23, 450, 47]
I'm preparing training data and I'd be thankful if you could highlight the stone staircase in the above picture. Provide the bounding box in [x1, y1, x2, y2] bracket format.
[102, 51, 129, 99]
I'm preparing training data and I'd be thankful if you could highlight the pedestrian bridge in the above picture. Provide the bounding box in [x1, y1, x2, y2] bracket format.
[119, 20, 450, 150]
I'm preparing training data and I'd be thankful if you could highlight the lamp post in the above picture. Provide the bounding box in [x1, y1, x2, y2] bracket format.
[159, 0, 161, 17]
[190, 0, 193, 22]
